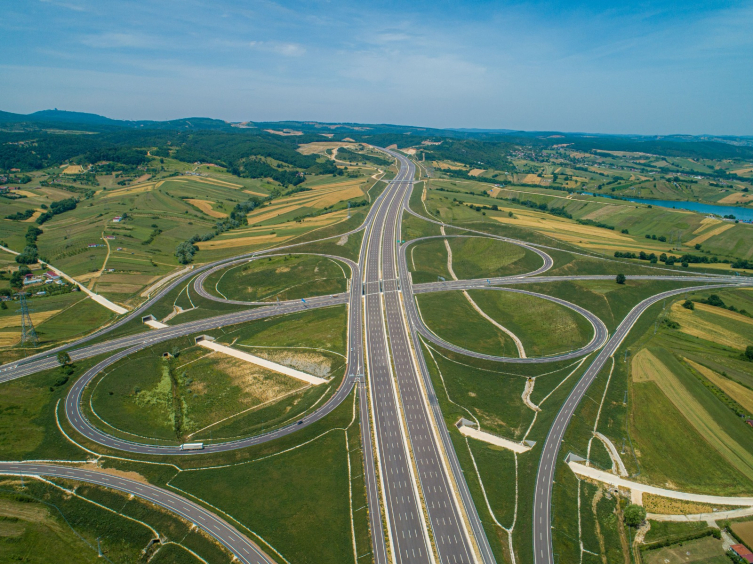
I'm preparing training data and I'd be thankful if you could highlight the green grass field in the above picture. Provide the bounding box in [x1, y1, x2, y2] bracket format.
[416, 289, 593, 357]
[84, 306, 347, 444]
[208, 254, 349, 302]
[0, 477, 230, 563]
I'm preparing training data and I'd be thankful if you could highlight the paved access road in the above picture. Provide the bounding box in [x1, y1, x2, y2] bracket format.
[0, 294, 346, 384]
[0, 462, 274, 564]
[531, 281, 753, 564]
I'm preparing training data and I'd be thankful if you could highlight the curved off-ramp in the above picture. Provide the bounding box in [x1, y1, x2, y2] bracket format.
[0, 462, 275, 564]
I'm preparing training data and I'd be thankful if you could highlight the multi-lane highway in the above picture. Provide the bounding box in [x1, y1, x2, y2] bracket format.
[364, 151, 485, 564]
[3, 147, 752, 564]
[0, 462, 275, 564]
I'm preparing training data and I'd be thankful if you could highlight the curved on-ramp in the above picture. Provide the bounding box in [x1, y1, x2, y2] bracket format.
[0, 462, 274, 564]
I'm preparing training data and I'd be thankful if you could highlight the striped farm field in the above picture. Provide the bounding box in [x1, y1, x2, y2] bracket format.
[631, 348, 753, 483]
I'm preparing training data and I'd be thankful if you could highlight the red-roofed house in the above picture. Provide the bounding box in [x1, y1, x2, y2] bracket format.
[731, 544, 753, 563]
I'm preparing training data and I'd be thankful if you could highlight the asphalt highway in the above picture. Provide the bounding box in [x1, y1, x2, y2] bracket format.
[370, 151, 485, 564]
[363, 157, 435, 563]
[0, 295, 346, 384]
[531, 281, 753, 564]
[413, 274, 744, 294]
[0, 462, 274, 564]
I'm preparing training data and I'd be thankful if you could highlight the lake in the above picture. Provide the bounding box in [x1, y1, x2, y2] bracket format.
[580, 193, 753, 222]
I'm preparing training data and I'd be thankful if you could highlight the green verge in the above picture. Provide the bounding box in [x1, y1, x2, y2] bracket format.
[206, 254, 349, 302]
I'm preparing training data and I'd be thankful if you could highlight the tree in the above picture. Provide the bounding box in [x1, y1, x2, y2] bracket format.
[175, 241, 198, 264]
[624, 504, 646, 527]
[57, 351, 71, 366]
[616, 273, 626, 285]
[15, 245, 39, 265]
[745, 346, 753, 362]
[682, 300, 695, 310]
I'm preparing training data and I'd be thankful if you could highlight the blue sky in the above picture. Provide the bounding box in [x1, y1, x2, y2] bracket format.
[1, 0, 752, 134]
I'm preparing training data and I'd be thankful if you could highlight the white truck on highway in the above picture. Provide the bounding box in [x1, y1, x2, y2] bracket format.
[180, 442, 204, 451]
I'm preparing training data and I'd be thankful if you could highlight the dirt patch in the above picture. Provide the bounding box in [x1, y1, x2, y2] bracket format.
[0, 309, 62, 329]
[83, 463, 150, 484]
[250, 350, 334, 378]
[214, 354, 305, 402]
[643, 493, 735, 515]
[187, 199, 228, 218]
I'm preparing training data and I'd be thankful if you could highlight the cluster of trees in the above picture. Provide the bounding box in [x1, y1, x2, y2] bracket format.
[175, 198, 262, 263]
[5, 208, 35, 221]
[15, 225, 44, 265]
[644, 233, 667, 242]
[614, 249, 729, 267]
[576, 217, 615, 230]
[732, 258, 752, 269]
[36, 197, 77, 225]
[509, 198, 573, 219]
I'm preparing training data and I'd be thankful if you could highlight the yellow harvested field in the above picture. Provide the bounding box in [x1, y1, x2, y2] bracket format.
[311, 186, 364, 207]
[15, 190, 38, 198]
[0, 332, 20, 346]
[297, 141, 358, 155]
[102, 182, 156, 198]
[468, 169, 486, 177]
[731, 167, 753, 175]
[731, 521, 753, 549]
[0, 309, 62, 329]
[694, 302, 753, 326]
[22, 210, 43, 222]
[187, 199, 228, 218]
[686, 223, 735, 246]
[62, 165, 84, 174]
[685, 359, 753, 414]
[491, 208, 632, 242]
[489, 187, 502, 198]
[432, 161, 466, 170]
[632, 348, 753, 481]
[643, 493, 734, 515]
[670, 302, 751, 350]
[719, 192, 753, 205]
[246, 204, 301, 224]
[692, 217, 723, 234]
[197, 234, 283, 250]
[243, 189, 269, 197]
[519, 174, 543, 184]
[173, 176, 243, 189]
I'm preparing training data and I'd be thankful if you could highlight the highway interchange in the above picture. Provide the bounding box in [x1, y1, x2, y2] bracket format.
[1, 151, 752, 564]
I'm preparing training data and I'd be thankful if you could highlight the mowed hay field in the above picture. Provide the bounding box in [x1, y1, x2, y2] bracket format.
[244, 178, 367, 225]
[186, 199, 228, 218]
[631, 348, 753, 487]
[670, 302, 753, 351]
[731, 521, 753, 549]
[685, 359, 753, 414]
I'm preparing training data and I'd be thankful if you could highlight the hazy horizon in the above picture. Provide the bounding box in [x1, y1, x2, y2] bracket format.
[2, 0, 752, 136]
